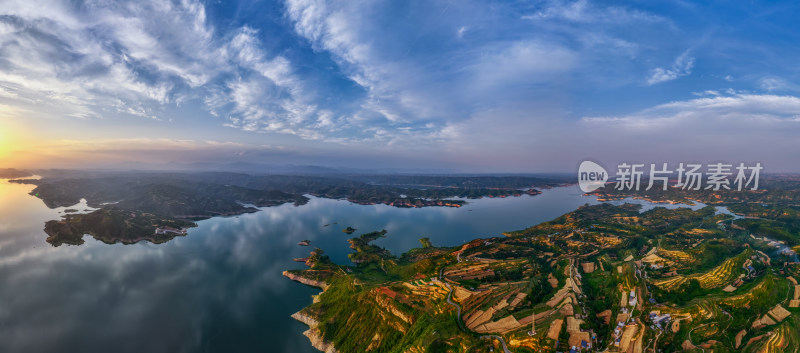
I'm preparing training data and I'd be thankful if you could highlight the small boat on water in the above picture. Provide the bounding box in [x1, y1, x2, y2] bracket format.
[298, 240, 311, 246]
[293, 257, 309, 262]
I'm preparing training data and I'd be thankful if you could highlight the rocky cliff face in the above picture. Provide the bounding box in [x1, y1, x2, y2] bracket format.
[291, 312, 337, 353]
[291, 311, 319, 327]
[282, 271, 329, 290]
[303, 328, 338, 353]
[285, 272, 336, 352]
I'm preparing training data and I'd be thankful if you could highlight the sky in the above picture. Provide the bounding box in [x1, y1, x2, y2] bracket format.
[0, 0, 799, 172]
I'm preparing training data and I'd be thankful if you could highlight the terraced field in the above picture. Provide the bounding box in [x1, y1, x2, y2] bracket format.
[653, 250, 750, 290]
[747, 319, 800, 353]
[657, 248, 695, 263]
[286, 198, 800, 352]
[720, 277, 775, 308]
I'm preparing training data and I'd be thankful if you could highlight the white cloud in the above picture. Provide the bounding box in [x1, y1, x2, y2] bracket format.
[582, 93, 800, 130]
[285, 0, 418, 123]
[646, 51, 695, 85]
[518, 0, 673, 89]
[0, 0, 222, 121]
[204, 27, 328, 136]
[283, 0, 582, 144]
[692, 90, 720, 97]
[3, 0, 794, 170]
[285, 0, 484, 144]
[0, 0, 324, 139]
[471, 41, 576, 89]
[523, 0, 670, 25]
[570, 93, 800, 170]
[760, 77, 790, 91]
[456, 26, 468, 39]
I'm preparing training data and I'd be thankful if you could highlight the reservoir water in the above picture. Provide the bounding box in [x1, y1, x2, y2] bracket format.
[0, 179, 710, 352]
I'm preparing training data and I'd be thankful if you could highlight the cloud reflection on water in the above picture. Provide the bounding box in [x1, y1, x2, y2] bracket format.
[1, 182, 610, 352]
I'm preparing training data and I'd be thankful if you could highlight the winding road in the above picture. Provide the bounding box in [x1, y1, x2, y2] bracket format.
[439, 265, 512, 353]
[687, 323, 710, 353]
[480, 334, 512, 353]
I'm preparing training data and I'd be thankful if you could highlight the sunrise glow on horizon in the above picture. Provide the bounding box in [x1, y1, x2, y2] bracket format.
[1, 1, 799, 172]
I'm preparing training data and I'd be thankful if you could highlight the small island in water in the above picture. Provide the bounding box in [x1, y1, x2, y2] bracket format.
[44, 207, 195, 246]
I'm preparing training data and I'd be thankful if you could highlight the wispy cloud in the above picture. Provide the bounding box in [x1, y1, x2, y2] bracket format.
[0, 1, 224, 120]
[470, 41, 577, 89]
[2, 0, 799, 171]
[0, 0, 319, 137]
[283, 0, 584, 144]
[575, 93, 800, 170]
[759, 77, 799, 92]
[523, 0, 671, 25]
[582, 93, 800, 131]
[284, 0, 431, 126]
[646, 51, 695, 85]
[205, 27, 328, 138]
[456, 26, 468, 39]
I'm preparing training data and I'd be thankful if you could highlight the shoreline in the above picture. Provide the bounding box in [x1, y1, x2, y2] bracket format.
[282, 271, 337, 353]
[290, 312, 338, 353]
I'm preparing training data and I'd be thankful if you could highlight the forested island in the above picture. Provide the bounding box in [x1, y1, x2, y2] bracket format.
[44, 207, 195, 246]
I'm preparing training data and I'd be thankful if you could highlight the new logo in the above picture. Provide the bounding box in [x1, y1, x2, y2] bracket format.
[578, 161, 608, 193]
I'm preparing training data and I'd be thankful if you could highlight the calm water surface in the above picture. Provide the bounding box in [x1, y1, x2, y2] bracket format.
[0, 180, 702, 352]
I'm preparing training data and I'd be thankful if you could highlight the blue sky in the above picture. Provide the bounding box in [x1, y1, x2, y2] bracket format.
[1, 0, 799, 172]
